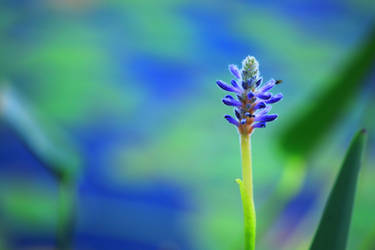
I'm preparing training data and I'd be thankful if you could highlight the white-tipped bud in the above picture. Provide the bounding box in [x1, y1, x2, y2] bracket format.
[241, 56, 259, 80]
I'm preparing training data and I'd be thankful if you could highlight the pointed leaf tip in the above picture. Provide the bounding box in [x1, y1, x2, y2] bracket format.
[310, 129, 367, 250]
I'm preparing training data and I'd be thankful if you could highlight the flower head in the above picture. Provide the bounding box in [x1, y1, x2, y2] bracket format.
[217, 56, 283, 135]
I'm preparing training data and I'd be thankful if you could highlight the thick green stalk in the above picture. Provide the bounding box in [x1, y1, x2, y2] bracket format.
[236, 134, 256, 250]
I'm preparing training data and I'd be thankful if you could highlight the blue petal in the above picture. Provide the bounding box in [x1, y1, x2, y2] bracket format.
[255, 114, 278, 122]
[255, 77, 263, 87]
[256, 92, 271, 100]
[222, 97, 242, 106]
[252, 122, 266, 128]
[240, 119, 247, 125]
[247, 91, 254, 99]
[228, 64, 241, 79]
[231, 80, 241, 89]
[259, 79, 276, 92]
[224, 115, 239, 126]
[217, 80, 241, 93]
[256, 105, 271, 116]
[253, 101, 266, 110]
[266, 93, 283, 104]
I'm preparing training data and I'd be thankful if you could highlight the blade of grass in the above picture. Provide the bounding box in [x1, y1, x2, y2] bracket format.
[0, 85, 81, 250]
[0, 85, 81, 179]
[262, 27, 375, 242]
[310, 129, 367, 250]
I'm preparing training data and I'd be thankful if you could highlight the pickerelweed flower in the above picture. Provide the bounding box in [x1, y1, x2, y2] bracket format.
[216, 56, 283, 250]
[217, 56, 283, 135]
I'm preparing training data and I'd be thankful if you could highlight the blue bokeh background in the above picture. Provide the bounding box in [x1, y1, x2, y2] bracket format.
[0, 1, 374, 249]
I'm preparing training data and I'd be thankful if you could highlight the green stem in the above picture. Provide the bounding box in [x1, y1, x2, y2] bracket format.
[236, 134, 256, 250]
[57, 178, 76, 250]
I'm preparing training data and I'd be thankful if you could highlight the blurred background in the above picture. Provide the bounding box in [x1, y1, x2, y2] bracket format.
[0, 0, 375, 249]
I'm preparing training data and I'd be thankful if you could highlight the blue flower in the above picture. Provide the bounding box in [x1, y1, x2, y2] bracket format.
[216, 56, 283, 134]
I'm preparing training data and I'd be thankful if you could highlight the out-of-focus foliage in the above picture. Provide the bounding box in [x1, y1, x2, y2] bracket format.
[310, 129, 367, 250]
[0, 1, 374, 250]
[280, 28, 375, 157]
[0, 86, 81, 179]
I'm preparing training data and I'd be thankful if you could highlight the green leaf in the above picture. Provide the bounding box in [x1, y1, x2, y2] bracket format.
[279, 26, 375, 157]
[0, 85, 81, 180]
[310, 129, 367, 250]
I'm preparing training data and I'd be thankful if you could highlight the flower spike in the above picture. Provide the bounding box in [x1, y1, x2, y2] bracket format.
[216, 56, 283, 250]
[216, 55, 283, 133]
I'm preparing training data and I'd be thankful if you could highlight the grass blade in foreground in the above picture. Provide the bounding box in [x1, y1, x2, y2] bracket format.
[310, 129, 367, 250]
[261, 26, 375, 244]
